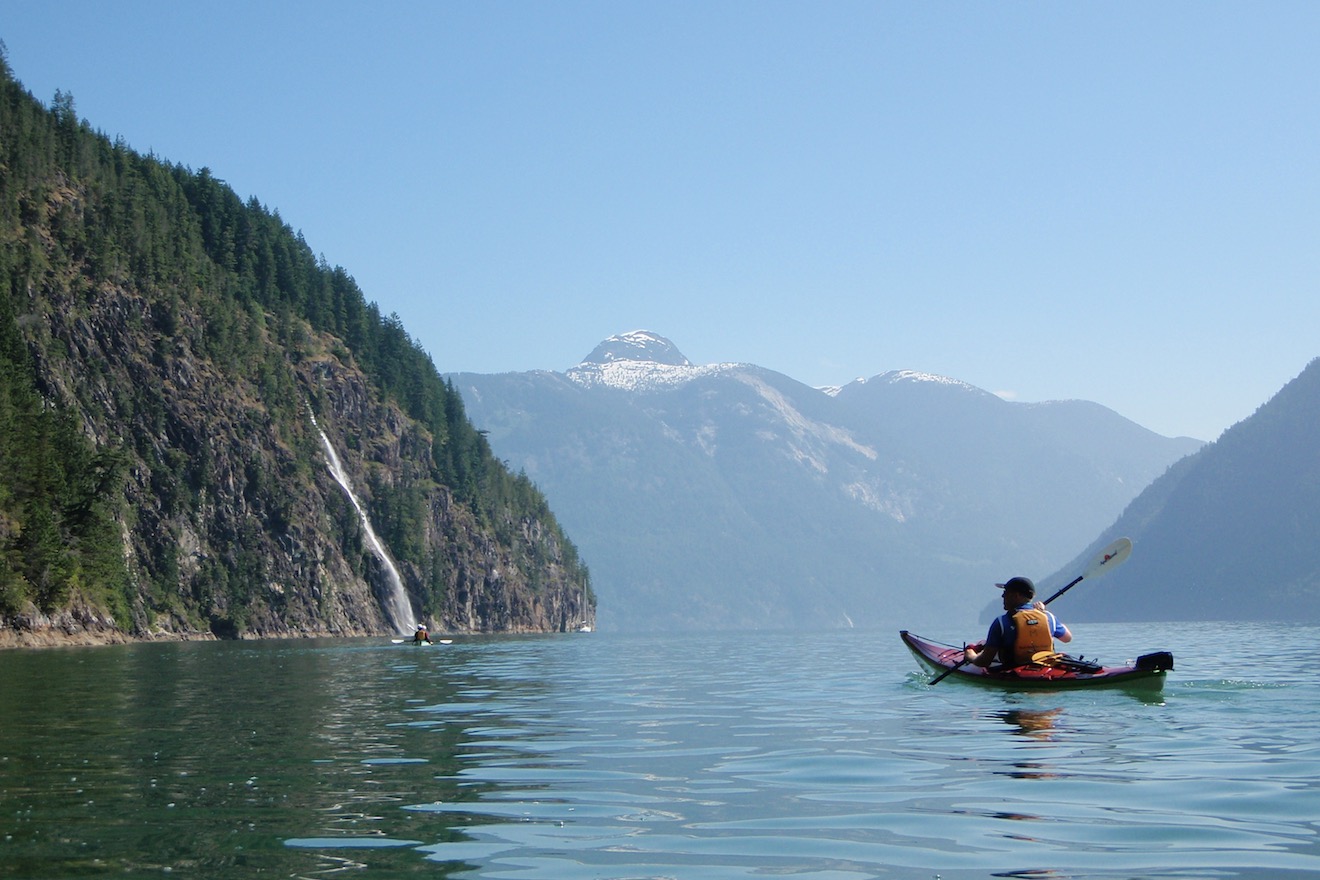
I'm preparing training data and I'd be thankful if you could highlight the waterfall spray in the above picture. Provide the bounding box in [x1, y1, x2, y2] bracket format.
[309, 411, 416, 634]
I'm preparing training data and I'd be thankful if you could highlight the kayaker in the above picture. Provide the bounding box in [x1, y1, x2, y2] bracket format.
[413, 624, 431, 645]
[964, 576, 1071, 668]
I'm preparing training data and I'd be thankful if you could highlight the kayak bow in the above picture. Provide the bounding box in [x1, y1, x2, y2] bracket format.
[901, 630, 1172, 691]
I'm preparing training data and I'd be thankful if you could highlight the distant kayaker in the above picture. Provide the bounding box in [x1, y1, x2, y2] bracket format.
[413, 624, 431, 645]
[964, 576, 1071, 668]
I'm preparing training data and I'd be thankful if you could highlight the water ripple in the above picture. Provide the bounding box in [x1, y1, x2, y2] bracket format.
[5, 627, 1320, 879]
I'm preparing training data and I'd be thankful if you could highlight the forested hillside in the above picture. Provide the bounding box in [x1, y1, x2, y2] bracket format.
[0, 51, 593, 644]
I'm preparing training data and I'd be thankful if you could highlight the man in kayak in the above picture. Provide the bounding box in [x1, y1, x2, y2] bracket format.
[413, 624, 431, 645]
[964, 576, 1071, 668]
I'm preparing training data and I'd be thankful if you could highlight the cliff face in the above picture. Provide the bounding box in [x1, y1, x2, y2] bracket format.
[7, 211, 593, 647]
[0, 65, 593, 646]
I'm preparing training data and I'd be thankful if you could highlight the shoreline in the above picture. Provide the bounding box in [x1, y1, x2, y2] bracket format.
[0, 600, 379, 650]
[0, 625, 214, 650]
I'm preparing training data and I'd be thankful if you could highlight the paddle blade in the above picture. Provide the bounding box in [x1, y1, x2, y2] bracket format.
[1084, 537, 1132, 579]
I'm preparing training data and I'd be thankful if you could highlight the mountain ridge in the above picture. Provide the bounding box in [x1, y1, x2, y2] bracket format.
[452, 330, 1201, 632]
[1043, 356, 1320, 622]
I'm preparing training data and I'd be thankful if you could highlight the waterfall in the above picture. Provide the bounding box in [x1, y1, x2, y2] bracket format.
[309, 412, 416, 635]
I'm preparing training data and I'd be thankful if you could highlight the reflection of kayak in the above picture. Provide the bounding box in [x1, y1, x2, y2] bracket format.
[900, 630, 1172, 691]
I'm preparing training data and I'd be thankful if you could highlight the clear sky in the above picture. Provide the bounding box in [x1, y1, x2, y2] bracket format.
[4, 2, 1318, 441]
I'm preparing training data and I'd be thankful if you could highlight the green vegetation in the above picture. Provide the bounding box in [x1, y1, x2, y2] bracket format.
[0, 46, 589, 633]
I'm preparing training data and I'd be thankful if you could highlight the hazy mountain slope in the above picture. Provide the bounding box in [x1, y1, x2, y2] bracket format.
[1047, 357, 1320, 622]
[831, 374, 1196, 572]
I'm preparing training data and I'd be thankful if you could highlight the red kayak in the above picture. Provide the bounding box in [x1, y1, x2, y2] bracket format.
[901, 630, 1173, 691]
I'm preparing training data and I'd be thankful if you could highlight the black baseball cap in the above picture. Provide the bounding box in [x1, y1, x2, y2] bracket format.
[996, 576, 1035, 597]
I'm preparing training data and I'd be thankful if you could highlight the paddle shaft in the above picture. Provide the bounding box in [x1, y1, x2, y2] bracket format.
[1039, 574, 1083, 607]
[927, 655, 972, 685]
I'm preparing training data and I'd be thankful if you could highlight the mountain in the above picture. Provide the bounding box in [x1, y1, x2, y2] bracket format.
[1043, 357, 1320, 622]
[0, 57, 592, 645]
[451, 331, 1201, 632]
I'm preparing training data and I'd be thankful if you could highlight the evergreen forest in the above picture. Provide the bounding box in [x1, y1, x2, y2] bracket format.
[0, 47, 591, 639]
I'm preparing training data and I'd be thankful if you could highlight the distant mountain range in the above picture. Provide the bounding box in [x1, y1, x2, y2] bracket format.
[451, 331, 1202, 632]
[1046, 356, 1320, 623]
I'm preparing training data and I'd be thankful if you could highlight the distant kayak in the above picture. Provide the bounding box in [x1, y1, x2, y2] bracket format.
[901, 630, 1172, 691]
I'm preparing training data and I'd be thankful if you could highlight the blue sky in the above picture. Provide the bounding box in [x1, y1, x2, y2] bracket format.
[4, 2, 1317, 441]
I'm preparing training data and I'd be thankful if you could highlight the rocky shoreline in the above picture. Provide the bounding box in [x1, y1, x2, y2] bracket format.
[0, 601, 213, 650]
[0, 600, 439, 650]
[0, 627, 140, 649]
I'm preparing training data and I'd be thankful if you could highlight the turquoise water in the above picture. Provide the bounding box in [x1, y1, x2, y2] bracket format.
[2, 623, 1318, 879]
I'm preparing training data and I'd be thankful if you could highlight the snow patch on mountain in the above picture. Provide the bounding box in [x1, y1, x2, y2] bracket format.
[569, 330, 742, 391]
[884, 369, 972, 388]
[566, 359, 740, 392]
[826, 370, 974, 396]
[580, 330, 692, 367]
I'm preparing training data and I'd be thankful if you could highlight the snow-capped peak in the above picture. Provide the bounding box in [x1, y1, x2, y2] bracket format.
[568, 331, 737, 392]
[579, 331, 691, 367]
[879, 370, 971, 388]
[832, 370, 974, 392]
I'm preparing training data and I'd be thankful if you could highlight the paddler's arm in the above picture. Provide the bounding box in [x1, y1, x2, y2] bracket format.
[963, 642, 994, 668]
[1033, 601, 1073, 643]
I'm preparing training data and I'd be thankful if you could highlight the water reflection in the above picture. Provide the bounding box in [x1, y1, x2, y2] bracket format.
[995, 706, 1063, 740]
[6, 627, 1320, 879]
[0, 639, 483, 878]
[986, 705, 1066, 780]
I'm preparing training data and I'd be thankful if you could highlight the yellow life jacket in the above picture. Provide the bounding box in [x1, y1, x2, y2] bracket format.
[1009, 608, 1055, 665]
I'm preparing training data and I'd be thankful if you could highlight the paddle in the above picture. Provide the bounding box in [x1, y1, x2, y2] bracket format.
[928, 536, 1133, 685]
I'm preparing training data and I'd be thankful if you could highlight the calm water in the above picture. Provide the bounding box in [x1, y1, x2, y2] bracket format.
[2, 623, 1318, 879]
